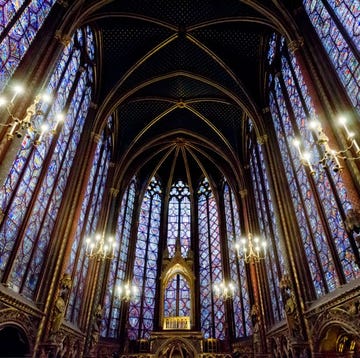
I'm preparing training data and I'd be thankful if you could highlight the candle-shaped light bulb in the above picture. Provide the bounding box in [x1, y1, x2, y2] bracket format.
[53, 113, 64, 132]
[0, 96, 7, 107]
[85, 237, 91, 251]
[339, 115, 353, 140]
[293, 139, 304, 158]
[41, 92, 52, 103]
[11, 84, 24, 103]
[308, 119, 320, 132]
[37, 123, 49, 143]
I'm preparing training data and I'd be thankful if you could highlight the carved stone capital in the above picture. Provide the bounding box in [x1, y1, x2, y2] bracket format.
[239, 189, 247, 198]
[257, 134, 268, 145]
[92, 132, 102, 143]
[55, 31, 71, 46]
[109, 187, 119, 197]
[288, 38, 304, 53]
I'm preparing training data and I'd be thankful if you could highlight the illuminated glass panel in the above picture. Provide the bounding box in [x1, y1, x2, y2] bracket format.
[164, 274, 191, 317]
[223, 183, 252, 337]
[0, 0, 56, 91]
[102, 179, 136, 338]
[11, 68, 92, 297]
[249, 139, 285, 322]
[198, 178, 225, 339]
[283, 51, 359, 284]
[167, 180, 191, 257]
[128, 177, 162, 340]
[267, 34, 360, 297]
[66, 130, 111, 324]
[303, 0, 360, 112]
[0, 27, 95, 299]
[267, 33, 277, 65]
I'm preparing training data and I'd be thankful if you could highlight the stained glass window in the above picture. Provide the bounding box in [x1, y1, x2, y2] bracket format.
[198, 177, 225, 339]
[303, 0, 360, 113]
[248, 131, 285, 323]
[223, 182, 252, 337]
[66, 123, 112, 324]
[164, 274, 191, 318]
[128, 177, 162, 340]
[167, 180, 191, 257]
[0, 26, 96, 300]
[102, 178, 136, 338]
[0, 0, 56, 91]
[267, 35, 360, 298]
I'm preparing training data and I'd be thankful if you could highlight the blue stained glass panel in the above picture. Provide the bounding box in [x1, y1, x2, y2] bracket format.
[303, 0, 360, 113]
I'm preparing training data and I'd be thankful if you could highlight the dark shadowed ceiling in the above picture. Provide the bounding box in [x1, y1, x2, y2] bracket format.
[74, 0, 300, 192]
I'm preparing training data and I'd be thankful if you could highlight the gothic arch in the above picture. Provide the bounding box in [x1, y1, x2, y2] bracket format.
[312, 307, 360, 353]
[155, 337, 198, 358]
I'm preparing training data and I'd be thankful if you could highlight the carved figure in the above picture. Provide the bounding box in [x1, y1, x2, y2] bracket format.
[49, 273, 72, 341]
[90, 304, 103, 352]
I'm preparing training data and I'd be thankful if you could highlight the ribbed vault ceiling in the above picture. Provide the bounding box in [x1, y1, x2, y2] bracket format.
[73, 0, 299, 190]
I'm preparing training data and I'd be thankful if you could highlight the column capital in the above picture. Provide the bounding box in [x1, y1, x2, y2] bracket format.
[288, 38, 304, 53]
[257, 134, 268, 145]
[239, 189, 247, 198]
[109, 188, 119, 197]
[56, 0, 69, 7]
[55, 30, 71, 46]
[91, 132, 101, 143]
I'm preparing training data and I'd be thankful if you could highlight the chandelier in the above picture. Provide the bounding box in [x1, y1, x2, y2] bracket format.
[0, 83, 63, 143]
[85, 233, 116, 260]
[293, 116, 360, 174]
[234, 233, 267, 263]
[213, 280, 236, 300]
[116, 281, 139, 302]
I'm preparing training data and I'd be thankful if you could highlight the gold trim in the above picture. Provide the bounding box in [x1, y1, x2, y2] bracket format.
[257, 135, 268, 145]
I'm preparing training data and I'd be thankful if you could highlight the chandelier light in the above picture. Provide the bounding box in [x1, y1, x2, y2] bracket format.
[85, 233, 116, 260]
[293, 116, 360, 174]
[234, 233, 267, 263]
[213, 280, 237, 300]
[0, 83, 63, 143]
[116, 282, 139, 302]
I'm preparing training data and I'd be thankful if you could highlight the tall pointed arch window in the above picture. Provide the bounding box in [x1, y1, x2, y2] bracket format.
[267, 35, 360, 298]
[128, 177, 162, 340]
[223, 182, 252, 337]
[198, 177, 225, 339]
[66, 120, 112, 325]
[163, 274, 191, 318]
[303, 1, 359, 113]
[0, 0, 56, 91]
[167, 180, 191, 257]
[0, 26, 96, 299]
[248, 127, 285, 323]
[102, 178, 137, 338]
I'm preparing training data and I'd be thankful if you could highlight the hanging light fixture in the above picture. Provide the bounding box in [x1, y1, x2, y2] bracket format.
[85, 233, 116, 260]
[0, 83, 63, 143]
[213, 280, 237, 300]
[293, 116, 360, 174]
[116, 281, 139, 302]
[234, 233, 267, 263]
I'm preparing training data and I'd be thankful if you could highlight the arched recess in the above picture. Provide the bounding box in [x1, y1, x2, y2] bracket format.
[318, 325, 359, 354]
[155, 337, 198, 358]
[0, 324, 30, 357]
[159, 244, 195, 331]
[312, 307, 360, 355]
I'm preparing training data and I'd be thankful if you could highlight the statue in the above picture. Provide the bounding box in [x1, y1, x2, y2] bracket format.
[280, 274, 302, 339]
[250, 304, 261, 352]
[345, 208, 360, 234]
[49, 273, 72, 341]
[90, 304, 103, 353]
